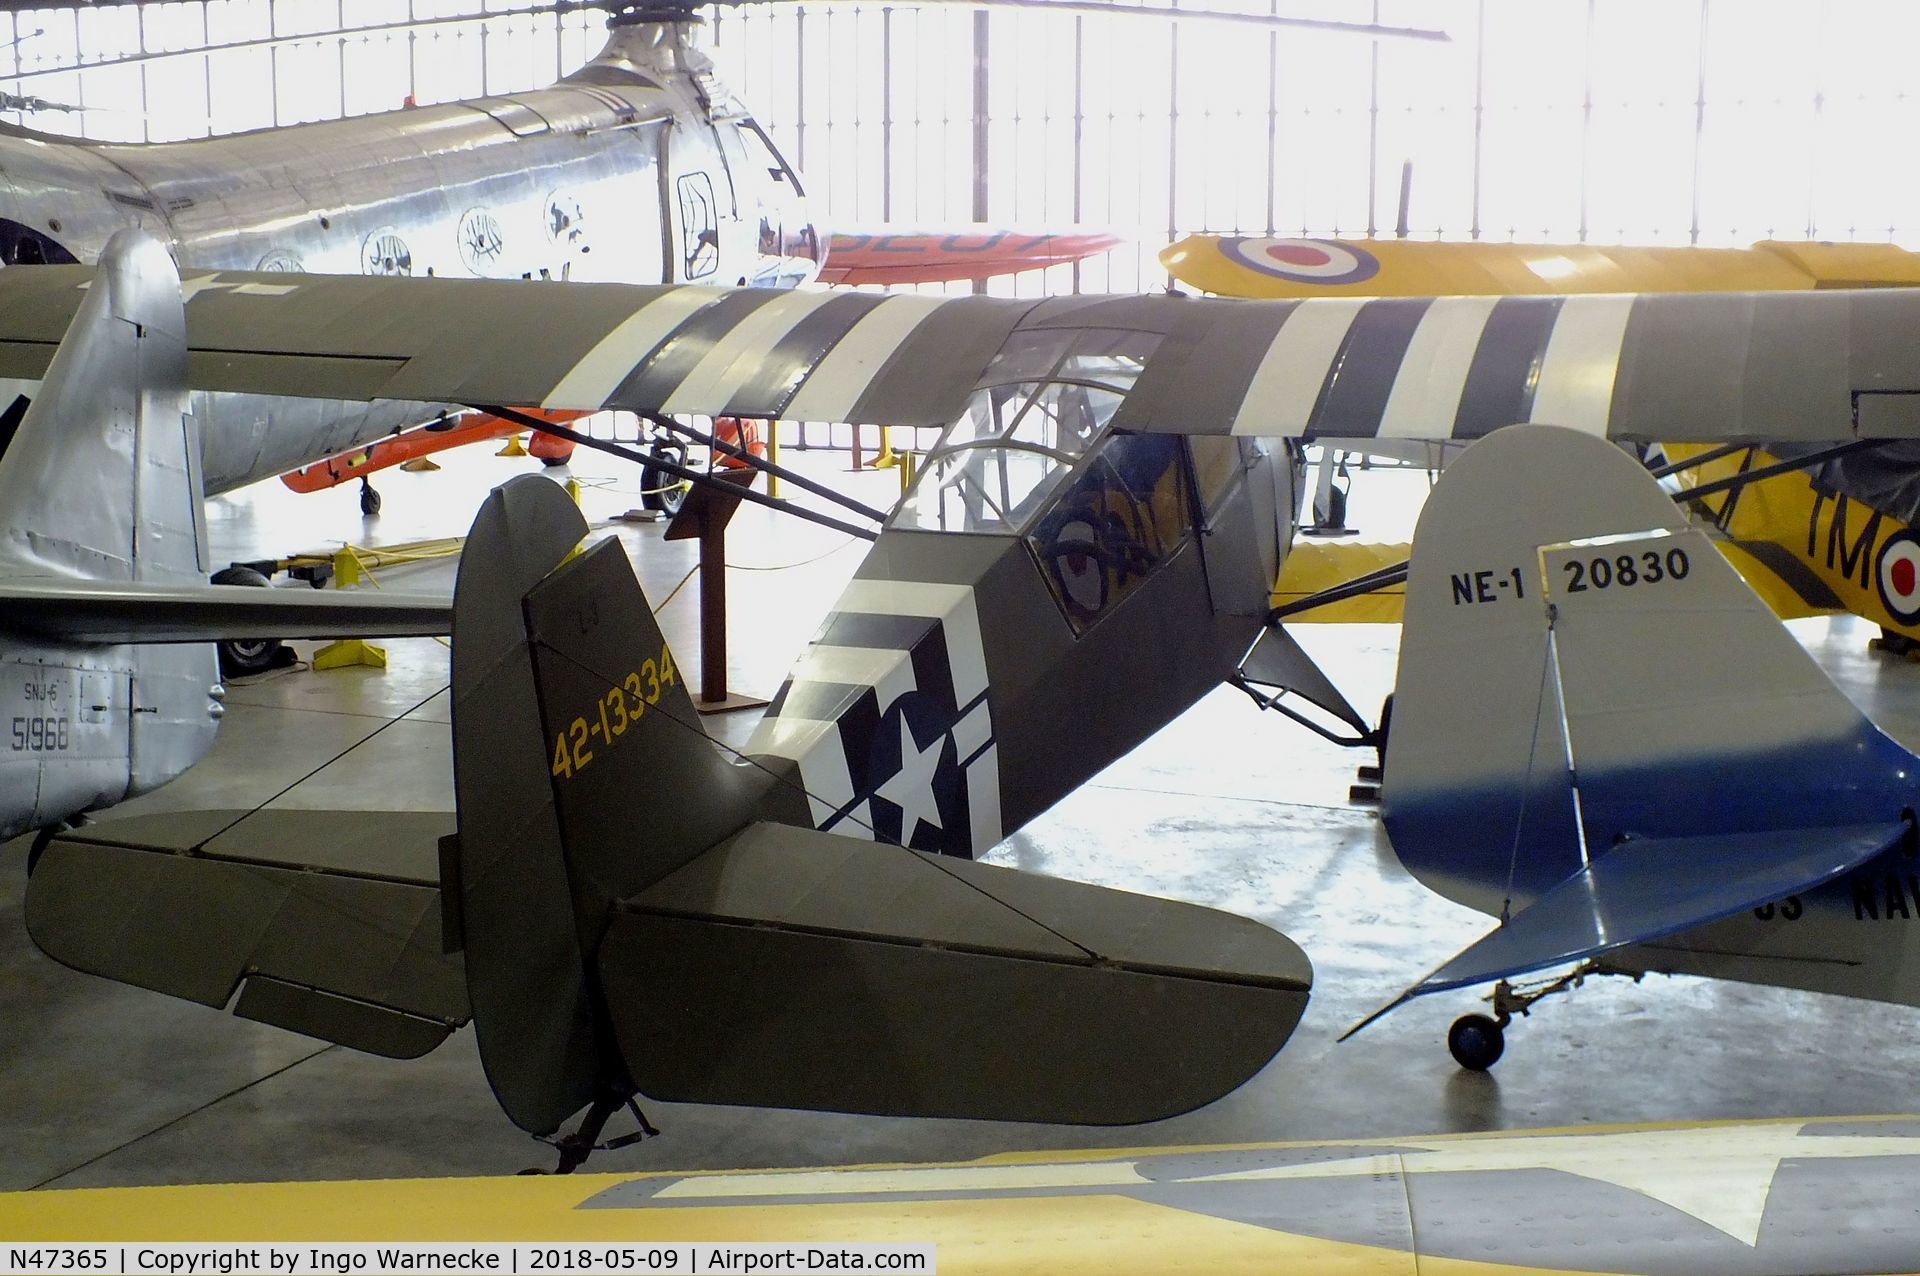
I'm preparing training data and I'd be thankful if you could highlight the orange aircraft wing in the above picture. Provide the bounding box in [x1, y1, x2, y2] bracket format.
[821, 228, 1123, 286]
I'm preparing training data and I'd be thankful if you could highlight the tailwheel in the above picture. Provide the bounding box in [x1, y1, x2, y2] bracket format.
[1445, 961, 1640, 1070]
[1447, 1012, 1507, 1071]
[521, 1091, 659, 1175]
[359, 478, 382, 517]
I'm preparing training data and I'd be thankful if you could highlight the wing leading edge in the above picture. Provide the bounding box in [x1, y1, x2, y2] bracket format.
[0, 577, 450, 644]
[1, 265, 1919, 443]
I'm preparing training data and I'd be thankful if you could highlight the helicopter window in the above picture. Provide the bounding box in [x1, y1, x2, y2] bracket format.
[0, 220, 76, 267]
[740, 118, 805, 194]
[894, 327, 1161, 535]
[678, 173, 719, 279]
[1026, 434, 1193, 634]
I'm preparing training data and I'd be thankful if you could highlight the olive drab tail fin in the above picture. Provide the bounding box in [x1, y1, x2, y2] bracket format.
[451, 476, 1316, 1138]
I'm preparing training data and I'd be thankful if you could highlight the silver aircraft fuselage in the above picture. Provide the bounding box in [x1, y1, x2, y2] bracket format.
[0, 20, 819, 493]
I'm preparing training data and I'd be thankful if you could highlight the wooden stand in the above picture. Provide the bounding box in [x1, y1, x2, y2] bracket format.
[664, 467, 768, 715]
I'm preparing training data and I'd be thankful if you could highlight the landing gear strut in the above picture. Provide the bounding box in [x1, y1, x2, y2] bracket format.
[1446, 961, 1641, 1071]
[521, 1091, 659, 1175]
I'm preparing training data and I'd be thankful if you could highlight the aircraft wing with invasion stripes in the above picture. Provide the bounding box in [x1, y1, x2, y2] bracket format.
[0, 268, 1919, 443]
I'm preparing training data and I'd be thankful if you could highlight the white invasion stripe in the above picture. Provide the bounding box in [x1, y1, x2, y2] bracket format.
[783, 294, 947, 422]
[1377, 296, 1500, 438]
[1230, 298, 1368, 436]
[944, 592, 988, 702]
[540, 289, 724, 409]
[745, 713, 838, 764]
[833, 578, 973, 617]
[827, 579, 986, 706]
[965, 743, 1002, 854]
[744, 712, 854, 828]
[660, 290, 837, 414]
[786, 643, 906, 689]
[1530, 294, 1636, 436]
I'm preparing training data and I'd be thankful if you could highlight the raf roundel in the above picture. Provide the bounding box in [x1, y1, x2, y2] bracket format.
[1877, 529, 1920, 625]
[1216, 236, 1382, 285]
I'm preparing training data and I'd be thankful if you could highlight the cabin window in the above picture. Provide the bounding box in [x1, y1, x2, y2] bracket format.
[1027, 434, 1193, 633]
[895, 327, 1160, 535]
[677, 173, 719, 279]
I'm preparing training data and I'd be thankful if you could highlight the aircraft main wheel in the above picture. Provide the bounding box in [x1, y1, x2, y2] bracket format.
[1375, 693, 1394, 773]
[539, 455, 570, 468]
[1321, 483, 1347, 530]
[1448, 1013, 1505, 1071]
[359, 479, 382, 517]
[640, 440, 691, 516]
[211, 565, 288, 678]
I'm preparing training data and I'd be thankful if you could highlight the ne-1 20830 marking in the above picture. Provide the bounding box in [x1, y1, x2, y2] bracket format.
[1563, 547, 1690, 593]
[1450, 567, 1526, 605]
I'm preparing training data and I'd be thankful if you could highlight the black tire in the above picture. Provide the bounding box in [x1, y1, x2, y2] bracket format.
[1375, 692, 1394, 772]
[1323, 483, 1347, 529]
[539, 455, 570, 468]
[359, 481, 382, 517]
[211, 565, 286, 678]
[639, 439, 691, 516]
[1448, 1013, 1505, 1071]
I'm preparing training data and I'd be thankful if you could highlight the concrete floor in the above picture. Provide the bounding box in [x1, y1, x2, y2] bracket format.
[4, 443, 1918, 1191]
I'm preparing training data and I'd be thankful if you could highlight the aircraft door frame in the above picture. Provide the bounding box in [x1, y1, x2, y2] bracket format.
[662, 122, 724, 284]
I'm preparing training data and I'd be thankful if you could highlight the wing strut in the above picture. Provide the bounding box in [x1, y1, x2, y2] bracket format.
[473, 404, 883, 542]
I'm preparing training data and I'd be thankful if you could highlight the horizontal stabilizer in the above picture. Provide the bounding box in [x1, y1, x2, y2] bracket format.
[25, 809, 466, 1059]
[0, 578, 451, 644]
[1400, 821, 1904, 1002]
[602, 820, 1312, 1124]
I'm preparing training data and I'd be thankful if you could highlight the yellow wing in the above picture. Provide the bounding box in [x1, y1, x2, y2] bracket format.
[1664, 443, 1920, 634]
[6, 1119, 1920, 1275]
[1272, 539, 1407, 622]
[1162, 235, 1920, 300]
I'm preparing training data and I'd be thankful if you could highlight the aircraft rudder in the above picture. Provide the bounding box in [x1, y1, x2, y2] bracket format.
[0, 227, 198, 584]
[449, 475, 609, 1135]
[1382, 424, 1916, 916]
[448, 474, 762, 1135]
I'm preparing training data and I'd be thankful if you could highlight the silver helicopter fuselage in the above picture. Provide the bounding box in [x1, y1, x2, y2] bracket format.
[0, 21, 819, 494]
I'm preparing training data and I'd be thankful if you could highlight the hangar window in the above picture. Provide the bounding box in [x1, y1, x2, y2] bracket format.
[895, 327, 1160, 535]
